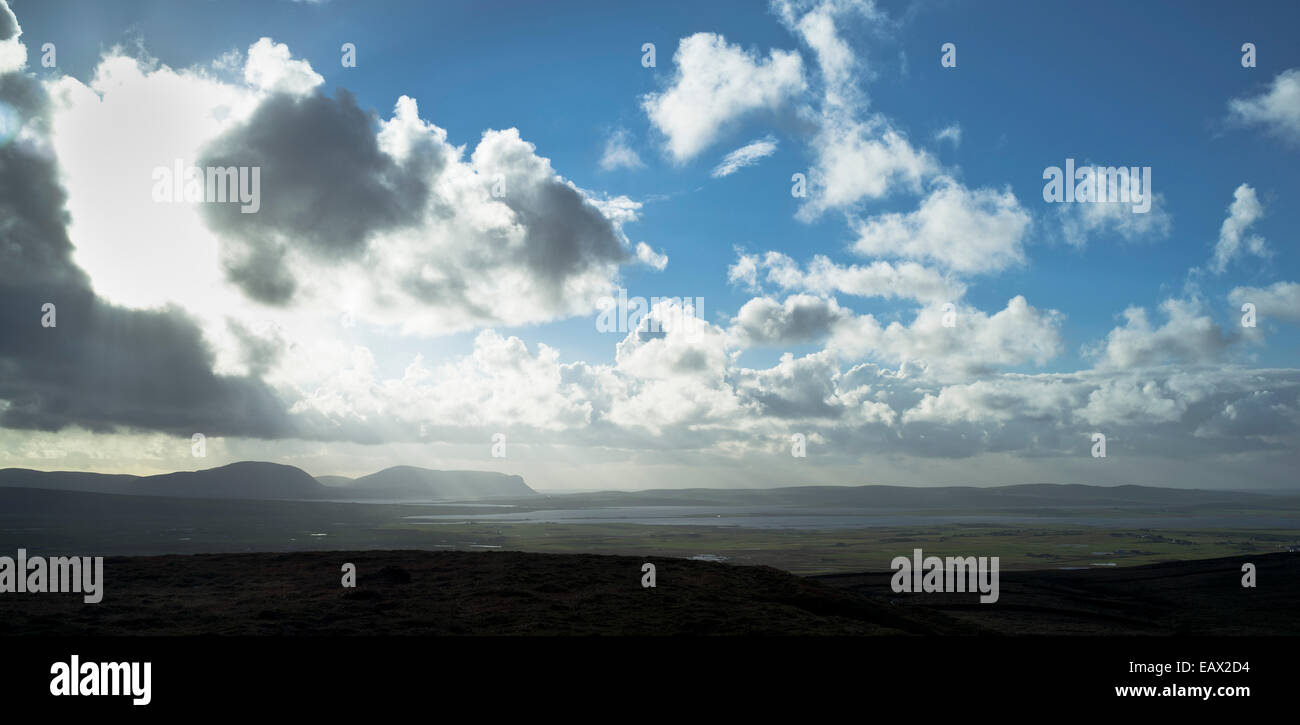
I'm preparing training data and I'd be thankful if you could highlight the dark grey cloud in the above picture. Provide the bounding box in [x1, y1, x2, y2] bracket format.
[0, 65, 293, 438]
[0, 1, 17, 42]
[501, 179, 630, 304]
[731, 295, 849, 346]
[199, 88, 440, 304]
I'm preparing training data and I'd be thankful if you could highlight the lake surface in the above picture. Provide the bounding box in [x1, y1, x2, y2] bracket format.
[400, 505, 1298, 530]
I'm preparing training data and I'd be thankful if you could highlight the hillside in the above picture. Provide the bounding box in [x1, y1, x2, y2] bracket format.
[0, 550, 924, 636]
[341, 466, 536, 499]
[0, 549, 1293, 635]
[0, 462, 537, 502]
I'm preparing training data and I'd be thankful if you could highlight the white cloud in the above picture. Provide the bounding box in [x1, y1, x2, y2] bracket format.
[642, 33, 805, 163]
[598, 128, 644, 171]
[1079, 378, 1188, 426]
[0, 0, 24, 74]
[711, 135, 778, 177]
[1209, 183, 1267, 273]
[1229, 281, 1300, 322]
[829, 295, 1063, 378]
[1090, 299, 1235, 369]
[798, 115, 936, 218]
[850, 178, 1032, 274]
[1058, 192, 1172, 248]
[729, 294, 854, 347]
[771, 0, 940, 219]
[731, 250, 963, 304]
[5, 0, 1298, 490]
[45, 47, 646, 391]
[1228, 68, 1300, 147]
[934, 124, 961, 147]
[635, 242, 669, 270]
[243, 37, 323, 96]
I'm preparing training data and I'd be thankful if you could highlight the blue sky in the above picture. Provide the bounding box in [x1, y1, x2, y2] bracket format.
[1, 0, 1297, 489]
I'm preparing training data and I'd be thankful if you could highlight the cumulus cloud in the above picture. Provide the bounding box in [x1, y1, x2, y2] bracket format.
[729, 294, 854, 347]
[242, 37, 323, 96]
[635, 242, 669, 270]
[729, 250, 964, 304]
[0, 0, 24, 73]
[829, 296, 1064, 378]
[1058, 192, 1172, 248]
[850, 178, 1032, 274]
[1229, 281, 1300, 322]
[772, 0, 940, 219]
[1, 0, 1296, 488]
[1228, 68, 1300, 148]
[49, 46, 643, 339]
[1090, 299, 1235, 370]
[0, 47, 292, 438]
[711, 135, 778, 177]
[200, 89, 438, 303]
[797, 116, 936, 219]
[1195, 389, 1300, 439]
[1208, 183, 1267, 273]
[642, 33, 805, 163]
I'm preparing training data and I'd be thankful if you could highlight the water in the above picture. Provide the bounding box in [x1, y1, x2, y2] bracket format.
[399, 505, 1298, 530]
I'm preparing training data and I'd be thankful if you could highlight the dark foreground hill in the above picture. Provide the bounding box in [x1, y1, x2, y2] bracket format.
[0, 550, 1294, 636]
[0, 550, 926, 636]
[814, 551, 1300, 635]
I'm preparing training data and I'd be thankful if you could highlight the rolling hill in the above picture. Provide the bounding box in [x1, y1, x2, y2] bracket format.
[0, 461, 537, 501]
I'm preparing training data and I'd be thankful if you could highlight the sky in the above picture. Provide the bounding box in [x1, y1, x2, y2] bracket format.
[0, 0, 1297, 491]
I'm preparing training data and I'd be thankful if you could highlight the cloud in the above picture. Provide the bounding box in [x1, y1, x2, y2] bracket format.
[1195, 390, 1300, 439]
[934, 124, 961, 147]
[0, 52, 292, 438]
[829, 296, 1064, 378]
[734, 351, 859, 421]
[1058, 192, 1172, 248]
[1228, 68, 1300, 148]
[729, 294, 854, 347]
[1089, 299, 1235, 369]
[242, 37, 323, 96]
[49, 48, 643, 339]
[635, 242, 668, 270]
[199, 89, 439, 304]
[730, 250, 963, 304]
[711, 135, 778, 177]
[2, 0, 1297, 489]
[1229, 281, 1300, 322]
[1208, 183, 1267, 273]
[642, 33, 805, 163]
[598, 128, 644, 171]
[772, 0, 940, 219]
[850, 178, 1032, 274]
[797, 115, 936, 218]
[0, 0, 23, 73]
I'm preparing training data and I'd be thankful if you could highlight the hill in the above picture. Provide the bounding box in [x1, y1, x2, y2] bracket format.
[0, 462, 537, 502]
[0, 550, 922, 636]
[0, 549, 1293, 635]
[343, 466, 535, 499]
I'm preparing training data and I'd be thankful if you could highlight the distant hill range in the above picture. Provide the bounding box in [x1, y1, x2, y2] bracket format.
[0, 460, 1292, 510]
[0, 462, 537, 502]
